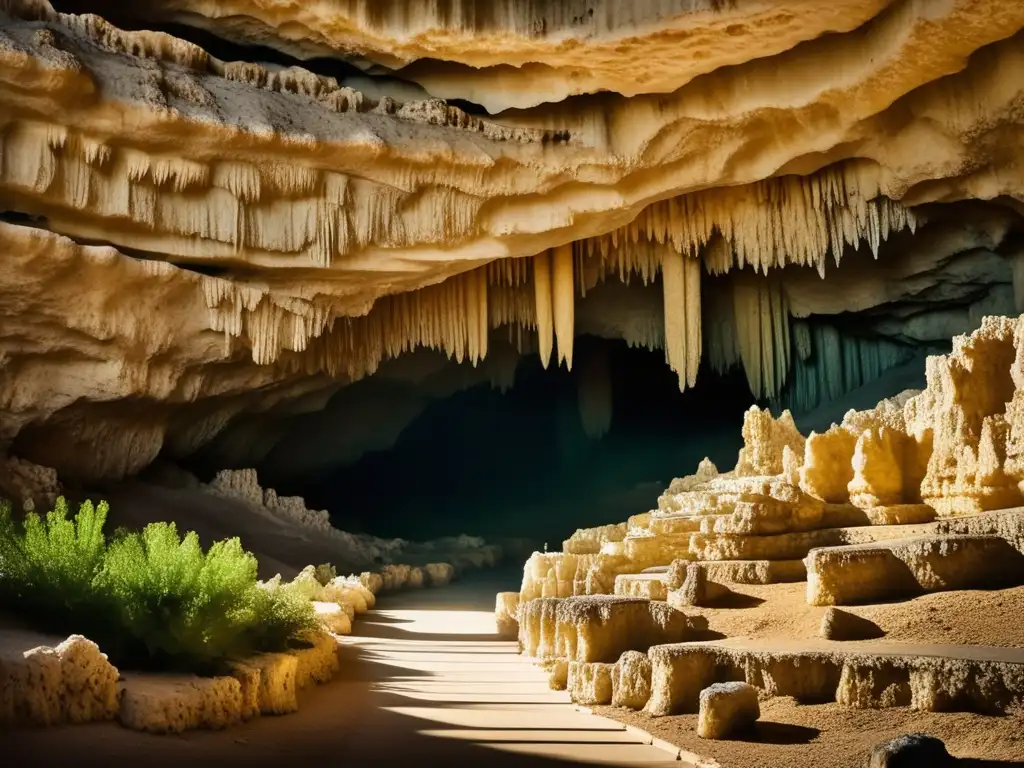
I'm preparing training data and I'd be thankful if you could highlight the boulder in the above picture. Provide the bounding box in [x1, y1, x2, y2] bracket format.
[611, 650, 652, 710]
[697, 681, 760, 740]
[866, 733, 953, 767]
[820, 607, 885, 640]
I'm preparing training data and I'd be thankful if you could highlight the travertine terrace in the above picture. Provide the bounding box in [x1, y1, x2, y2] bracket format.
[1, 0, 1024, 764]
[511, 317, 1024, 764]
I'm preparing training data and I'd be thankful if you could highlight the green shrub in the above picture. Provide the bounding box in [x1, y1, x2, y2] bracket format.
[0, 498, 110, 636]
[0, 497, 317, 673]
[249, 581, 319, 653]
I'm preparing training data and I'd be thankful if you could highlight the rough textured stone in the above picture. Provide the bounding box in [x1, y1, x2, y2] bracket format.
[806, 535, 1024, 606]
[697, 682, 760, 740]
[495, 591, 520, 639]
[118, 674, 244, 734]
[866, 733, 953, 768]
[518, 595, 702, 663]
[820, 608, 885, 641]
[0, 0, 1021, 494]
[668, 563, 729, 608]
[567, 661, 614, 705]
[645, 639, 1024, 717]
[612, 651, 653, 710]
[0, 631, 119, 727]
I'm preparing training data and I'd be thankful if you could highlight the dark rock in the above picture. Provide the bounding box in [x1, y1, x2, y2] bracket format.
[866, 733, 953, 768]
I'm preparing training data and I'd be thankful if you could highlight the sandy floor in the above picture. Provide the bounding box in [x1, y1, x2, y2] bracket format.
[599, 699, 1024, 768]
[681, 582, 1024, 650]
[595, 580, 1024, 768]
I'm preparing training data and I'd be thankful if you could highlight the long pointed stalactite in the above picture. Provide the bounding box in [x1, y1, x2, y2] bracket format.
[189, 162, 932, 411]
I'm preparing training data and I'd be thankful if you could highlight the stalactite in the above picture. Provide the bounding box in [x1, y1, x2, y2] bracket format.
[704, 283, 740, 376]
[729, 272, 790, 399]
[684, 252, 702, 388]
[661, 246, 687, 391]
[533, 250, 554, 369]
[476, 268, 489, 362]
[585, 163, 914, 278]
[780, 326, 916, 413]
[733, 275, 763, 398]
[552, 244, 575, 370]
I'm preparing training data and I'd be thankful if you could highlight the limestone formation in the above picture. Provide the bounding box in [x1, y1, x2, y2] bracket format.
[0, 633, 119, 727]
[0, 0, 1017, 486]
[518, 595, 701, 664]
[5, 0, 1024, 755]
[820, 608, 885, 642]
[611, 650, 653, 711]
[667, 563, 729, 608]
[118, 674, 245, 734]
[567, 661, 615, 706]
[806, 534, 1024, 606]
[494, 591, 520, 639]
[645, 639, 1024, 716]
[867, 734, 954, 768]
[696, 682, 760, 740]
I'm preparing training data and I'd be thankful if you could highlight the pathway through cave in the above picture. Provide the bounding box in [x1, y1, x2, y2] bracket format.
[9, 568, 687, 767]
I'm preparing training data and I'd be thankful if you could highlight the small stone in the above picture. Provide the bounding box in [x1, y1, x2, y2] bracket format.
[866, 733, 953, 767]
[820, 607, 885, 640]
[672, 563, 729, 607]
[697, 681, 760, 740]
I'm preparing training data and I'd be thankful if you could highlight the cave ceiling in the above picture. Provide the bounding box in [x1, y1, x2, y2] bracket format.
[0, 0, 1022, 483]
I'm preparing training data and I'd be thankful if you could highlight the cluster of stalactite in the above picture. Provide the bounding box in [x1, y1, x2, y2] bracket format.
[197, 163, 919, 412]
[779, 322, 917, 414]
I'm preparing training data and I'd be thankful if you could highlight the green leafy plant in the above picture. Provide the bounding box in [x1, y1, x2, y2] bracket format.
[248, 581, 319, 653]
[0, 497, 317, 673]
[0, 498, 110, 635]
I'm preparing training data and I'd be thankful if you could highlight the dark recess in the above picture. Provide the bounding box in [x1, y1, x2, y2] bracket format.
[251, 337, 757, 544]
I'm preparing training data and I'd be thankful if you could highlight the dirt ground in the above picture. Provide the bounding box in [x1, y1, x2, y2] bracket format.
[683, 582, 1024, 650]
[596, 581, 1024, 767]
[599, 699, 1024, 768]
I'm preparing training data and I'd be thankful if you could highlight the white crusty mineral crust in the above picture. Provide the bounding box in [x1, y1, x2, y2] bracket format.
[612, 650, 653, 710]
[567, 661, 614, 705]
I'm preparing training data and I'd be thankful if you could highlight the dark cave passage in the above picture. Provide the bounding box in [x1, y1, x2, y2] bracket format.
[260, 338, 757, 545]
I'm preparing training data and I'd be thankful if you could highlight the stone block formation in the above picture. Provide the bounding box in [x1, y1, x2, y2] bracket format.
[507, 314, 1024, 755]
[697, 682, 760, 740]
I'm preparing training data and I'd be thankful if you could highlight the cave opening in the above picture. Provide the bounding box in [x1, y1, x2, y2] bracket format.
[274, 338, 756, 545]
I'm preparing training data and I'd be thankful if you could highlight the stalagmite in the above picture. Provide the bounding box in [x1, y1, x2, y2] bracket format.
[552, 245, 575, 371]
[533, 251, 554, 369]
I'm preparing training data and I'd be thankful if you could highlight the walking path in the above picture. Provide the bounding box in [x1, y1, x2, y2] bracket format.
[9, 568, 688, 766]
